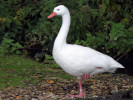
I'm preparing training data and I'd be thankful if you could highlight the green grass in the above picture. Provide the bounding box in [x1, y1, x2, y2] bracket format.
[0, 54, 74, 90]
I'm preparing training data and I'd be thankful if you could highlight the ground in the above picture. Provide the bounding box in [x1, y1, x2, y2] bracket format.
[0, 55, 133, 100]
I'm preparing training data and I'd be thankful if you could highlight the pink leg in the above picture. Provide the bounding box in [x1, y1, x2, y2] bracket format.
[67, 79, 85, 98]
[83, 73, 90, 80]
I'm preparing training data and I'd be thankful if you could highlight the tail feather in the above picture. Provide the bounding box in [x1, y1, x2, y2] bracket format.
[111, 64, 124, 69]
[108, 64, 124, 73]
[111, 60, 125, 68]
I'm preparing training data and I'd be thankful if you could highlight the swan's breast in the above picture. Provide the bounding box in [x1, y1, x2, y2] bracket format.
[52, 45, 86, 76]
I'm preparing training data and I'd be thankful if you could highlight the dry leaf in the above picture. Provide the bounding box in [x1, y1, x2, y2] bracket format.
[54, 92, 58, 95]
[47, 80, 54, 84]
[16, 96, 20, 99]
[50, 88, 54, 91]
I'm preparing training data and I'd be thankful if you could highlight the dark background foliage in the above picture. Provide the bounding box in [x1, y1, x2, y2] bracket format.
[0, 0, 133, 73]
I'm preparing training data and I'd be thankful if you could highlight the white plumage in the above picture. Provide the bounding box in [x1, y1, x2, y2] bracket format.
[48, 5, 124, 98]
[53, 44, 124, 76]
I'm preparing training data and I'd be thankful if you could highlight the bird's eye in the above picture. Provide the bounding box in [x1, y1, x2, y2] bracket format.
[57, 9, 60, 11]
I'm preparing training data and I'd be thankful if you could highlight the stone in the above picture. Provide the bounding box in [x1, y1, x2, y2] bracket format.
[24, 95, 30, 100]
[37, 96, 45, 100]
[31, 98, 38, 100]
[70, 90, 76, 94]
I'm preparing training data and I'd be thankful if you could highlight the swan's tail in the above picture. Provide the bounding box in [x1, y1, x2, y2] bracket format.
[107, 61, 124, 73]
[110, 58, 125, 69]
[108, 63, 124, 73]
[111, 62, 125, 69]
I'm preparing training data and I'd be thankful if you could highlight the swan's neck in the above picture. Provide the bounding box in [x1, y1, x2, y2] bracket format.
[54, 12, 70, 49]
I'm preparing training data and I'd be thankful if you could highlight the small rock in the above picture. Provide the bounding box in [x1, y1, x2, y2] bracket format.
[47, 93, 54, 97]
[36, 91, 41, 95]
[24, 95, 30, 100]
[37, 96, 45, 100]
[47, 92, 58, 99]
[42, 92, 46, 95]
[19, 88, 24, 93]
[70, 90, 76, 94]
[31, 98, 38, 100]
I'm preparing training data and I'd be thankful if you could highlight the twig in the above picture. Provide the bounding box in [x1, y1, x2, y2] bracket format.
[116, 52, 127, 61]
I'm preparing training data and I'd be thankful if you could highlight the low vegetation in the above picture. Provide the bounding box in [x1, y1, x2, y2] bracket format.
[0, 54, 74, 90]
[0, 0, 133, 61]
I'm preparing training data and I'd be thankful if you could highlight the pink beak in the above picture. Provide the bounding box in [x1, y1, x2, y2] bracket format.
[48, 12, 57, 19]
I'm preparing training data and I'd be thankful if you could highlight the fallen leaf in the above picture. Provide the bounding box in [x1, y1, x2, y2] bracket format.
[16, 96, 20, 99]
[54, 92, 58, 95]
[49, 88, 54, 91]
[47, 80, 54, 84]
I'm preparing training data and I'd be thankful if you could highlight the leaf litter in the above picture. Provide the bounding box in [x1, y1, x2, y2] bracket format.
[0, 73, 133, 100]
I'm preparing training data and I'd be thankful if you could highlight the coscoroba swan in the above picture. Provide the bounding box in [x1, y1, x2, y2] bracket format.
[48, 5, 124, 98]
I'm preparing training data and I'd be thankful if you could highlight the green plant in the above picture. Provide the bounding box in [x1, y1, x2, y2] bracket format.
[0, 0, 133, 60]
[1, 38, 22, 55]
[109, 22, 133, 55]
[73, 0, 133, 58]
[0, 55, 73, 89]
[76, 22, 133, 58]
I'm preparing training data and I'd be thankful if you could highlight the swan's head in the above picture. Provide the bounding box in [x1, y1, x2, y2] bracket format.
[48, 5, 69, 18]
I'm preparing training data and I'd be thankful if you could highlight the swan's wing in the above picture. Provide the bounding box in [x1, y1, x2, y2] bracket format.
[63, 44, 124, 69]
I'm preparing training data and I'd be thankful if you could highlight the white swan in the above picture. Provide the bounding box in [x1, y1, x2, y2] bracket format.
[48, 5, 124, 98]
